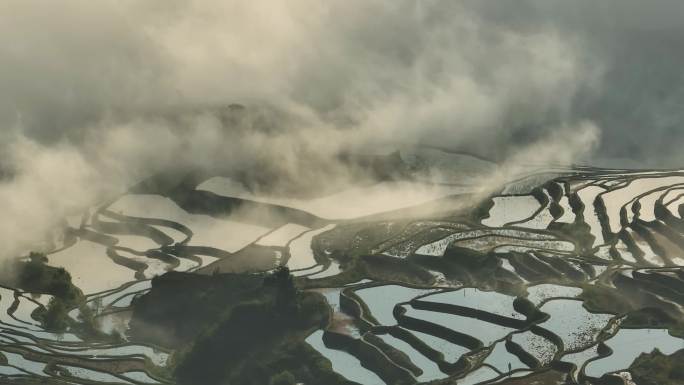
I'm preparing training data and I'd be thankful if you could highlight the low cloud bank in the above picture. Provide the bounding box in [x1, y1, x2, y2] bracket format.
[1, 0, 679, 257]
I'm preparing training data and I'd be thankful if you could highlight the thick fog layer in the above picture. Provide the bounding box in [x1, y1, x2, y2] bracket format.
[1, 0, 683, 258]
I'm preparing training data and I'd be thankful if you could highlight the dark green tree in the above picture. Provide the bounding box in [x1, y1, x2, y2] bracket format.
[268, 371, 296, 385]
[264, 266, 299, 315]
[43, 297, 69, 331]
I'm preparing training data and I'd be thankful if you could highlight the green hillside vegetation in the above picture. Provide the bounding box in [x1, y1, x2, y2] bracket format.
[1, 252, 84, 332]
[130, 267, 350, 385]
[629, 349, 684, 385]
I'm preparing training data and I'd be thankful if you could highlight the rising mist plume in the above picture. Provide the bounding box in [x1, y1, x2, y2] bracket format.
[2, 0, 683, 257]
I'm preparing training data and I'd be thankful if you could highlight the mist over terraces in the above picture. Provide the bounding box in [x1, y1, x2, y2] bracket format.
[2, 1, 684, 385]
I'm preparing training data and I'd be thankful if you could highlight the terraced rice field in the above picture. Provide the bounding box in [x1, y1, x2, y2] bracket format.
[0, 193, 247, 383]
[3, 163, 684, 384]
[297, 168, 684, 385]
[0, 284, 171, 383]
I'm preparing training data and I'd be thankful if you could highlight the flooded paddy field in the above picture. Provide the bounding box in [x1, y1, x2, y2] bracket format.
[297, 166, 684, 385]
[3, 153, 684, 385]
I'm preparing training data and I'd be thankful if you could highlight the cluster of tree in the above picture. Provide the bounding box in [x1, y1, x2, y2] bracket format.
[626, 349, 684, 385]
[129, 271, 266, 348]
[13, 252, 83, 332]
[268, 371, 296, 385]
[132, 267, 336, 385]
[263, 266, 300, 316]
[43, 297, 69, 331]
[19, 252, 79, 301]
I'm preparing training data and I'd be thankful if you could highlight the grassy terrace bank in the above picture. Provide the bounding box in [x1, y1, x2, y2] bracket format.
[129, 268, 354, 385]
